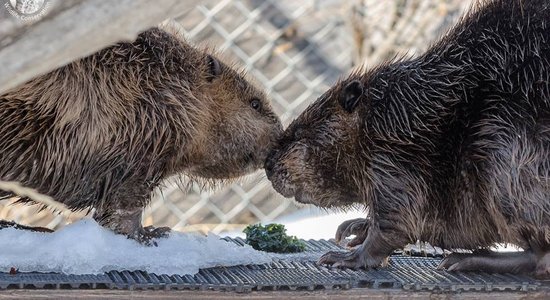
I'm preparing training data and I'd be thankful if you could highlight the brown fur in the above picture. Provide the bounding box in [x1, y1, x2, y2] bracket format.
[0, 23, 282, 244]
[266, 0, 550, 277]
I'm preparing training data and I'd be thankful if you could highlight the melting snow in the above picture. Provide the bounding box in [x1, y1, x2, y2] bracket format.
[0, 219, 272, 275]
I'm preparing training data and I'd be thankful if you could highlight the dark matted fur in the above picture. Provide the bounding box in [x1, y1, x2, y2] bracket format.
[266, 0, 550, 277]
[0, 23, 282, 244]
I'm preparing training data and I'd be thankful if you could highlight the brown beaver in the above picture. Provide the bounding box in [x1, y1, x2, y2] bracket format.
[265, 0, 550, 278]
[0, 22, 282, 245]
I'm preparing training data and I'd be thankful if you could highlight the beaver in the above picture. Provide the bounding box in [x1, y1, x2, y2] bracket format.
[0, 22, 282, 245]
[265, 0, 550, 278]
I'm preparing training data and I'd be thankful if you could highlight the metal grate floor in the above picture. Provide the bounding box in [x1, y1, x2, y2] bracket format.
[0, 238, 545, 293]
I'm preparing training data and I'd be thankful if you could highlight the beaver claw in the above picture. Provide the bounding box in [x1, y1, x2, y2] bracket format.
[437, 251, 537, 275]
[335, 218, 369, 248]
[132, 226, 171, 247]
[318, 250, 367, 269]
[318, 246, 388, 269]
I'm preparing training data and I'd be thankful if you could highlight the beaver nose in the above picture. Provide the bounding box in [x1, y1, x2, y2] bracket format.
[264, 149, 279, 174]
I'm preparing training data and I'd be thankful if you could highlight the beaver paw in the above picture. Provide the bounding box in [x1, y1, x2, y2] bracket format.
[132, 226, 171, 247]
[535, 252, 550, 279]
[437, 251, 537, 275]
[318, 246, 388, 269]
[335, 218, 369, 248]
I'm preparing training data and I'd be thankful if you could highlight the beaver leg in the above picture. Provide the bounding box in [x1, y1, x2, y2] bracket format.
[93, 208, 170, 246]
[319, 224, 404, 269]
[335, 217, 369, 248]
[437, 251, 538, 275]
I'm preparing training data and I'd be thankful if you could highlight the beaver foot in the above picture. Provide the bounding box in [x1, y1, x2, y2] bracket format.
[318, 244, 389, 269]
[130, 225, 171, 247]
[335, 218, 369, 248]
[534, 252, 550, 279]
[94, 208, 171, 246]
[437, 250, 542, 276]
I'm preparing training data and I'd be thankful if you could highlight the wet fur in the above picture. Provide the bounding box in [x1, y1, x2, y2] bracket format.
[266, 0, 550, 274]
[0, 24, 282, 241]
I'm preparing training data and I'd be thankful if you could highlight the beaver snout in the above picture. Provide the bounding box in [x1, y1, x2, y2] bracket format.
[264, 148, 297, 198]
[264, 148, 279, 176]
[262, 118, 283, 165]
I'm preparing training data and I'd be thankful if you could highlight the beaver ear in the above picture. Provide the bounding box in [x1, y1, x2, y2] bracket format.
[340, 80, 363, 113]
[206, 55, 221, 82]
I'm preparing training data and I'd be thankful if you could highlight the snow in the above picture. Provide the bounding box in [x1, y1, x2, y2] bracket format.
[0, 219, 272, 275]
[0, 208, 367, 276]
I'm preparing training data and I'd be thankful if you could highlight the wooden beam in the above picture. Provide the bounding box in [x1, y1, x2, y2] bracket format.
[0, 0, 201, 94]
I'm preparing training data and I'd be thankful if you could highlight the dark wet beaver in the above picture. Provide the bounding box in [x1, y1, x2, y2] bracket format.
[0, 22, 282, 245]
[265, 0, 550, 278]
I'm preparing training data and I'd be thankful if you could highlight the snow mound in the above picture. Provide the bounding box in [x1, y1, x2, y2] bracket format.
[0, 219, 272, 275]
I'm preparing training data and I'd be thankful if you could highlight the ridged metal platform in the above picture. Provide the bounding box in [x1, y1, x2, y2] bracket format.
[0, 238, 545, 293]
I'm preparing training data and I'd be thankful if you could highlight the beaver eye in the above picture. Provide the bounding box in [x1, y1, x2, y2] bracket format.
[250, 98, 262, 111]
[206, 55, 221, 82]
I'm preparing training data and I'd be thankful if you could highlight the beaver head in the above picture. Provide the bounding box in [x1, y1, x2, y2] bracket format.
[179, 52, 283, 180]
[144, 24, 283, 181]
[265, 75, 366, 208]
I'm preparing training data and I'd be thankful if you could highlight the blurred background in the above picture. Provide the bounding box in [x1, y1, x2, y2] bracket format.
[0, 0, 473, 238]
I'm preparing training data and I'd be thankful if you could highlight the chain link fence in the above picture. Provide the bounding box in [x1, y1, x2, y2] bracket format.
[0, 0, 472, 234]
